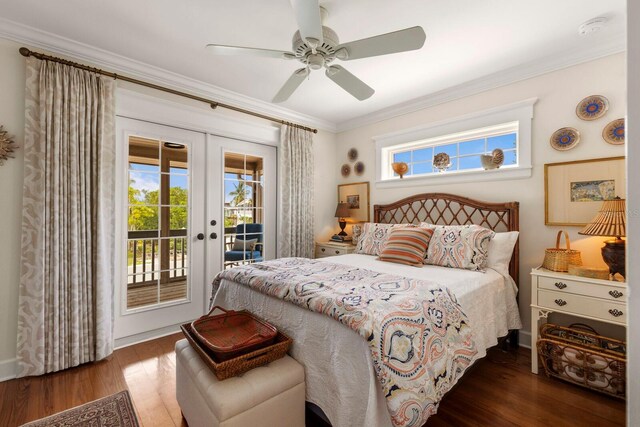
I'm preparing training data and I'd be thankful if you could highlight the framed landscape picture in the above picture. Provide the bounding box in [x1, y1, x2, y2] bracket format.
[338, 181, 370, 223]
[545, 156, 625, 226]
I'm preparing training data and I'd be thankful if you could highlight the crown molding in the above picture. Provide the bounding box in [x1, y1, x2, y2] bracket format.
[336, 35, 626, 133]
[0, 17, 337, 133]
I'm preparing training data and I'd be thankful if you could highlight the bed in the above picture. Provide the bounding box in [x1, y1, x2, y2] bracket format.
[210, 193, 522, 427]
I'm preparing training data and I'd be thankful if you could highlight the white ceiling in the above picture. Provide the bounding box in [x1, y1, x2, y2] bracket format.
[0, 0, 626, 128]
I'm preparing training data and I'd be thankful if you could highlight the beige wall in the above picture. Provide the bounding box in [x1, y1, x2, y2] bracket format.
[333, 53, 626, 344]
[0, 37, 337, 374]
[0, 39, 26, 371]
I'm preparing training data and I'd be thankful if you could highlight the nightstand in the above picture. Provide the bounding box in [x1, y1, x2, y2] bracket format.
[530, 267, 627, 374]
[315, 241, 356, 258]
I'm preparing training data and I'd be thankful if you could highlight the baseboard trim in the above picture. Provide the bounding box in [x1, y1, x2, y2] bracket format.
[519, 330, 532, 349]
[114, 323, 183, 350]
[0, 358, 17, 382]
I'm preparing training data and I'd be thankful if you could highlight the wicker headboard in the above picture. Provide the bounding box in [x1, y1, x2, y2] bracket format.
[373, 193, 520, 287]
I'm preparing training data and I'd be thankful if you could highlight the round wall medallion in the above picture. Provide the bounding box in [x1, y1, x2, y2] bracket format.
[550, 127, 581, 151]
[0, 125, 17, 166]
[576, 95, 609, 121]
[348, 148, 358, 161]
[602, 118, 625, 145]
[341, 163, 351, 177]
[354, 161, 365, 175]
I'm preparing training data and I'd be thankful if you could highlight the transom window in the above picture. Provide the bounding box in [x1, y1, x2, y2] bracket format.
[388, 122, 518, 178]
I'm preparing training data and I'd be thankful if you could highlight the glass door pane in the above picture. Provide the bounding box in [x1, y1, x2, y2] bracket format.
[223, 153, 265, 269]
[126, 136, 190, 309]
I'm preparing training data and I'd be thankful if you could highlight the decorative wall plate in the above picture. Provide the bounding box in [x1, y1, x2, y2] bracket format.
[576, 95, 609, 121]
[550, 127, 581, 151]
[602, 118, 625, 145]
[433, 152, 451, 172]
[354, 161, 365, 175]
[348, 148, 358, 161]
[341, 163, 351, 177]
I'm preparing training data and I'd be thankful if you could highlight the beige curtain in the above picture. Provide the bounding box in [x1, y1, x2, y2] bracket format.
[17, 57, 116, 377]
[278, 125, 315, 258]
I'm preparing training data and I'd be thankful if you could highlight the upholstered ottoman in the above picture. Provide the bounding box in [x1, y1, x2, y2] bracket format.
[175, 339, 305, 427]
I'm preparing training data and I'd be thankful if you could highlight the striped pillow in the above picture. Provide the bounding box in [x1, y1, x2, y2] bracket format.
[378, 226, 434, 266]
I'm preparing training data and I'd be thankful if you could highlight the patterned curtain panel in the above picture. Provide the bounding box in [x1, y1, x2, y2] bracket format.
[17, 57, 116, 377]
[278, 125, 314, 258]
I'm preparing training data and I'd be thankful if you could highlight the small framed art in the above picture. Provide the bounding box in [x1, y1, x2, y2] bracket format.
[544, 156, 626, 226]
[338, 181, 370, 223]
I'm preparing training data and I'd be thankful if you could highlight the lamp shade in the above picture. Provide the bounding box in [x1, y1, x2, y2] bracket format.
[335, 202, 350, 218]
[578, 197, 626, 238]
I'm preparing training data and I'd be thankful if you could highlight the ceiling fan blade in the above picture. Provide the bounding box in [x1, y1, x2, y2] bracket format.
[325, 65, 374, 101]
[335, 26, 426, 61]
[272, 68, 310, 103]
[206, 44, 295, 59]
[289, 0, 323, 44]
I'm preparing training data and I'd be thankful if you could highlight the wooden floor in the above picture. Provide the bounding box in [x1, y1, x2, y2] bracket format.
[0, 334, 625, 427]
[127, 280, 187, 309]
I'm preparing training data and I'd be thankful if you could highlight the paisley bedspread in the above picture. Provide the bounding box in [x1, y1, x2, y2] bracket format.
[210, 258, 477, 427]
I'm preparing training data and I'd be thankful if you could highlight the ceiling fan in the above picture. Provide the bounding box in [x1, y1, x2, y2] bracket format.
[206, 0, 426, 103]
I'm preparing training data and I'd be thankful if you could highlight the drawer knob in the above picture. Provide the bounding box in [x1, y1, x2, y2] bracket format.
[335, 250, 340, 254]
[608, 290, 623, 299]
[554, 282, 567, 289]
[554, 299, 567, 307]
[321, 248, 325, 252]
[608, 309, 623, 317]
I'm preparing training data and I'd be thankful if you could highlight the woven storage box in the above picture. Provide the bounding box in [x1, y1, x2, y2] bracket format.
[181, 321, 291, 380]
[542, 230, 582, 272]
[537, 323, 626, 399]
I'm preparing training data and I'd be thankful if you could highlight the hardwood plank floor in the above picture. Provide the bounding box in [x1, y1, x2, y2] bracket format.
[0, 334, 625, 427]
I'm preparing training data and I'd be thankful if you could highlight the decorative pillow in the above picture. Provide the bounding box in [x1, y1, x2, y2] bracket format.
[425, 224, 495, 271]
[232, 238, 257, 251]
[378, 226, 434, 266]
[352, 224, 363, 247]
[355, 223, 406, 256]
[486, 231, 519, 278]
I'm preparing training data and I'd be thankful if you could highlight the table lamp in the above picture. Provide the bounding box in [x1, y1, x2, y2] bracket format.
[334, 202, 351, 238]
[578, 197, 626, 278]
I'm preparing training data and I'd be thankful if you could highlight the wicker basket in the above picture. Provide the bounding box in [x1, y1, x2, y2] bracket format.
[181, 321, 292, 380]
[537, 323, 626, 399]
[542, 230, 582, 272]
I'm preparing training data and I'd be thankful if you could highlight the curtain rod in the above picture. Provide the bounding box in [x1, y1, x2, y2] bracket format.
[19, 47, 318, 134]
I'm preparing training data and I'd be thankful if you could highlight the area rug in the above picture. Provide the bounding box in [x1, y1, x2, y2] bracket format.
[20, 390, 139, 427]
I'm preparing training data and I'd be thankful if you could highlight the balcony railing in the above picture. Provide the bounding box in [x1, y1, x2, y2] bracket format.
[128, 229, 187, 287]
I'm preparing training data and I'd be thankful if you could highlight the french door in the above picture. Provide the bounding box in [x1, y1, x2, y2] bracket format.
[114, 118, 277, 342]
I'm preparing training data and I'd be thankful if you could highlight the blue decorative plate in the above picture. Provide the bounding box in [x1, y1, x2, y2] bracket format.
[550, 127, 580, 151]
[602, 118, 625, 145]
[576, 95, 609, 121]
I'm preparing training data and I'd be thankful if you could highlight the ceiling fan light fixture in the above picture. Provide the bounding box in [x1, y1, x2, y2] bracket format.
[307, 53, 325, 70]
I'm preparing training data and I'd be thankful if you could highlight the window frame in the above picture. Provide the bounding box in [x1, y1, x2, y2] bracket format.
[374, 98, 536, 187]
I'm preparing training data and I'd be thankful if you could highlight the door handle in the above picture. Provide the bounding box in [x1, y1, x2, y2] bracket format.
[210, 232, 218, 240]
[196, 233, 205, 240]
